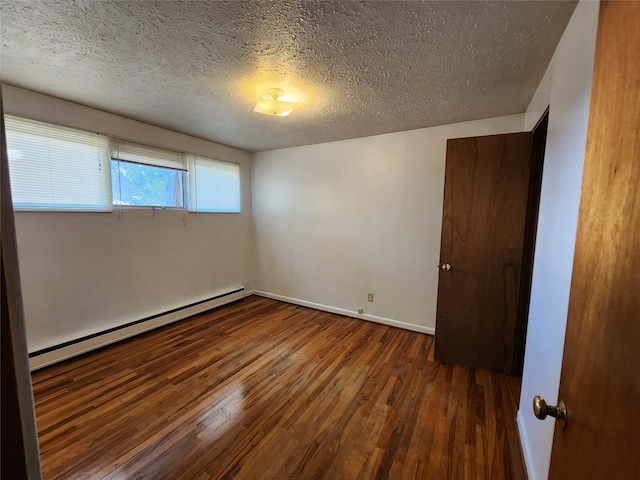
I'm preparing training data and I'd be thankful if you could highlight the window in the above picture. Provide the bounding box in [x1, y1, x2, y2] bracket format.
[188, 155, 240, 213]
[4, 116, 112, 211]
[4, 115, 240, 213]
[110, 139, 187, 208]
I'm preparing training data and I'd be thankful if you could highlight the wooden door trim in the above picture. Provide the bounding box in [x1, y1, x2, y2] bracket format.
[512, 109, 549, 374]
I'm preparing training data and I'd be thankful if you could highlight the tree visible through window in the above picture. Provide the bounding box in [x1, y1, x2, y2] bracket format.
[110, 160, 184, 207]
[109, 139, 187, 208]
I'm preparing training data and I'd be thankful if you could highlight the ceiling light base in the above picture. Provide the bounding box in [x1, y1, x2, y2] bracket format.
[254, 88, 298, 116]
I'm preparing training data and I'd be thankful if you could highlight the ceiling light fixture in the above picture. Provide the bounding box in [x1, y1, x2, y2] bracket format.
[253, 88, 298, 116]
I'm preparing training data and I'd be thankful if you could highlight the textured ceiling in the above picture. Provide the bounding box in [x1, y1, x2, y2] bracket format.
[0, 1, 576, 152]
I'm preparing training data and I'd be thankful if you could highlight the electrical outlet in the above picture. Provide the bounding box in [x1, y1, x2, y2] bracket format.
[368, 293, 374, 302]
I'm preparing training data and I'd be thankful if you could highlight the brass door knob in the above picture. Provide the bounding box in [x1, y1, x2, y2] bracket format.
[439, 263, 452, 271]
[533, 395, 567, 429]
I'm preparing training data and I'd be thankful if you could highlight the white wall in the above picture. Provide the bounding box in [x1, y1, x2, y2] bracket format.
[517, 2, 599, 479]
[2, 85, 253, 354]
[252, 115, 525, 333]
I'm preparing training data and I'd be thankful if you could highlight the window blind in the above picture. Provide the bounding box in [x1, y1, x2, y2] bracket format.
[4, 116, 112, 212]
[188, 155, 240, 213]
[110, 139, 187, 171]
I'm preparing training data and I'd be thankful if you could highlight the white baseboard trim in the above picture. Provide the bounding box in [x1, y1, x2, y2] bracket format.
[253, 290, 435, 335]
[517, 410, 536, 480]
[29, 288, 250, 371]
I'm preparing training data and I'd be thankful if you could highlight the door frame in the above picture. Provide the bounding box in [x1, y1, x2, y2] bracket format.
[512, 109, 549, 375]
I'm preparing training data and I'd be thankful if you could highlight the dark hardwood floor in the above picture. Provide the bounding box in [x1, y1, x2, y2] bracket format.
[31, 296, 526, 479]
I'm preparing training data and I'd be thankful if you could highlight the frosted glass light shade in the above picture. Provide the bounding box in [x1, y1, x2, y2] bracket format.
[253, 88, 298, 116]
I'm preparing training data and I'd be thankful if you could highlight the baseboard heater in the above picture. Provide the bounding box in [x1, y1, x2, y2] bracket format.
[29, 287, 246, 371]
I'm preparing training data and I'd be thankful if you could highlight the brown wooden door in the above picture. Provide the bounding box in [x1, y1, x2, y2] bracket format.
[548, 2, 640, 477]
[435, 132, 532, 374]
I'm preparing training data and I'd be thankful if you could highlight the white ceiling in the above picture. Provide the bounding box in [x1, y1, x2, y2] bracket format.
[0, 1, 576, 152]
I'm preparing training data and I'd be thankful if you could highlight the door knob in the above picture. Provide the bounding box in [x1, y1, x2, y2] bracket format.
[533, 395, 567, 429]
[439, 263, 452, 271]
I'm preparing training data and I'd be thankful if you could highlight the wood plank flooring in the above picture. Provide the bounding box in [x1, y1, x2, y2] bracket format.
[31, 296, 526, 479]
